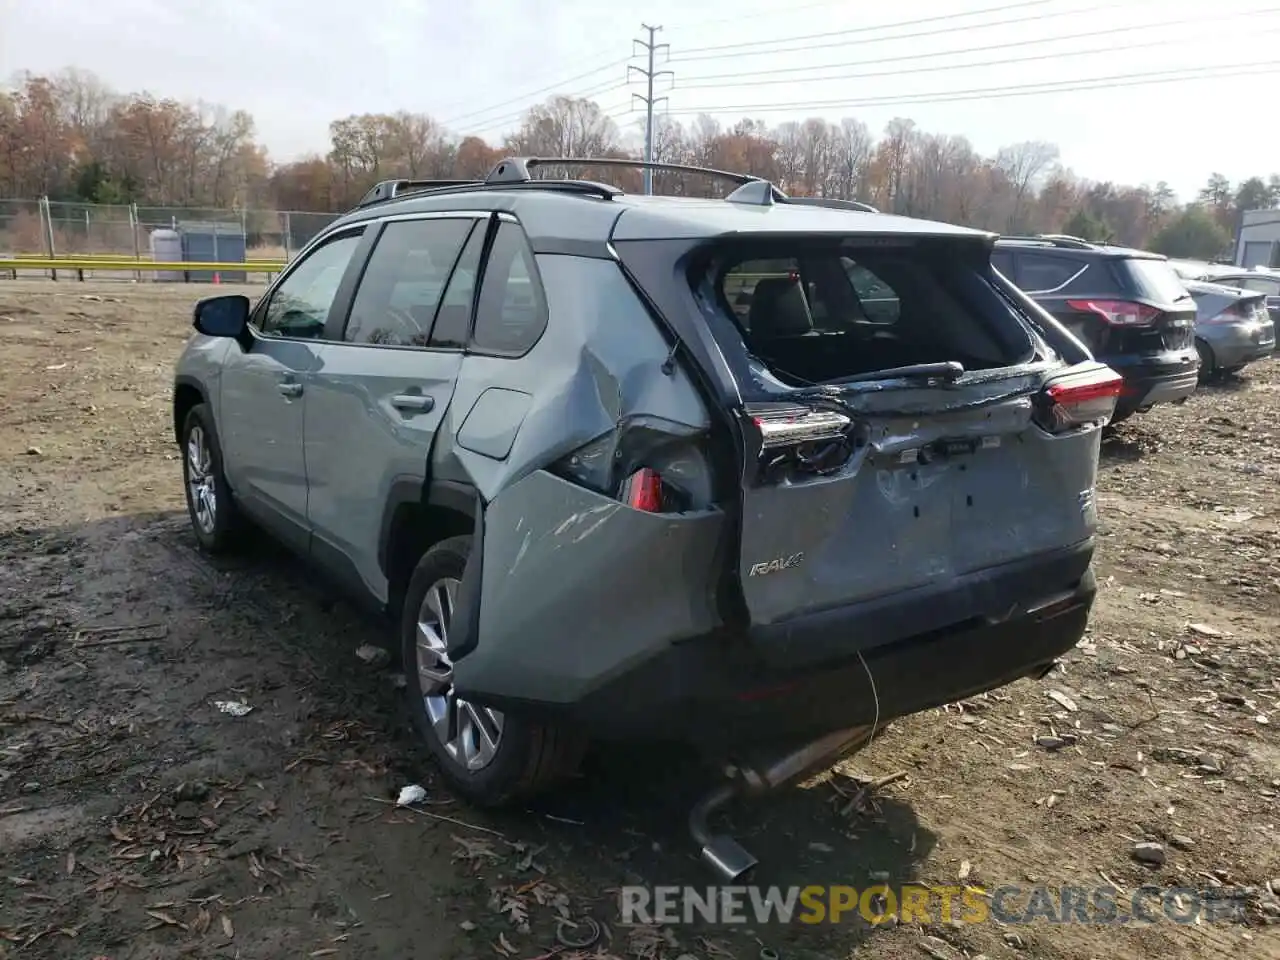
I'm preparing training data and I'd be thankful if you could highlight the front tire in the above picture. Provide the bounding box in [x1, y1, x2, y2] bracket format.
[180, 404, 244, 554]
[400, 536, 586, 807]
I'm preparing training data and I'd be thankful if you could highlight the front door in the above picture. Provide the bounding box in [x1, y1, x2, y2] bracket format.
[218, 228, 367, 553]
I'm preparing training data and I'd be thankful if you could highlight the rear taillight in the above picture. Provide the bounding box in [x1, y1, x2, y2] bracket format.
[751, 406, 852, 449]
[1066, 299, 1161, 327]
[747, 403, 859, 482]
[1205, 302, 1248, 323]
[549, 425, 708, 513]
[1034, 366, 1124, 433]
[622, 468, 664, 512]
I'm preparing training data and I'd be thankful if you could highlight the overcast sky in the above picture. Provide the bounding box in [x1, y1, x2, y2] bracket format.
[2, 0, 1277, 202]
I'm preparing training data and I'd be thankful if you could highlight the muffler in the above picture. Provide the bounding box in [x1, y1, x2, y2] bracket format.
[689, 725, 874, 881]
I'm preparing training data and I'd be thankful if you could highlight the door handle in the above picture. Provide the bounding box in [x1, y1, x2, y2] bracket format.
[277, 382, 303, 398]
[391, 394, 434, 413]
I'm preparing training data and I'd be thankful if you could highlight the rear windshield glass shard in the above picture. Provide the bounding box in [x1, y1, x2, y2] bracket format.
[700, 241, 1037, 389]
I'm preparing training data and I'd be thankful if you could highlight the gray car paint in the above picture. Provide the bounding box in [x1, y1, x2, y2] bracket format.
[1184, 279, 1275, 372]
[175, 186, 1102, 718]
[217, 337, 324, 555]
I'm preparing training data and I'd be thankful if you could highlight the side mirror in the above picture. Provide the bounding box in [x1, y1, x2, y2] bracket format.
[193, 295, 250, 338]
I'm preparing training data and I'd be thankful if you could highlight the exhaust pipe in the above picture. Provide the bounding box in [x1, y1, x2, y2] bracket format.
[689, 782, 758, 882]
[689, 725, 874, 881]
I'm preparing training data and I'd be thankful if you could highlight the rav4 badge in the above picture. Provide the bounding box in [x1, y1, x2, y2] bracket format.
[748, 553, 805, 577]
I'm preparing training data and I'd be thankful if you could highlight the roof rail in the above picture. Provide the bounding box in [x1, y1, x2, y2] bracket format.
[352, 174, 622, 211]
[484, 156, 765, 187]
[357, 178, 481, 208]
[997, 233, 1095, 250]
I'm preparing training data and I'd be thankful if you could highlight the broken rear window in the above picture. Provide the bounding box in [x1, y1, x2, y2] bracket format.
[704, 242, 1040, 387]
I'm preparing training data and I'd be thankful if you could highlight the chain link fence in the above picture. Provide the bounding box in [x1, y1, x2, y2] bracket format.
[0, 197, 341, 260]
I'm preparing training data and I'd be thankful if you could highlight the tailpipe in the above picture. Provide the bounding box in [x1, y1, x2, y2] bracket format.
[688, 726, 874, 880]
[689, 783, 758, 882]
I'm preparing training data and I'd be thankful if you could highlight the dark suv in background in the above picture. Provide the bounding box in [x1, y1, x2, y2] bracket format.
[992, 235, 1198, 423]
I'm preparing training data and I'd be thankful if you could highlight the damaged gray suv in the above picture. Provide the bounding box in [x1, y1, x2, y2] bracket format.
[173, 158, 1115, 878]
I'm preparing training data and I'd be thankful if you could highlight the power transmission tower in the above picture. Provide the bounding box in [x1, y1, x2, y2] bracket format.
[629, 24, 673, 196]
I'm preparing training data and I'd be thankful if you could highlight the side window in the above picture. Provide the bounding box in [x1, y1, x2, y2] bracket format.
[259, 231, 363, 338]
[842, 259, 900, 325]
[430, 221, 487, 349]
[990, 250, 1016, 278]
[343, 218, 476, 347]
[1018, 253, 1081, 292]
[470, 221, 548, 356]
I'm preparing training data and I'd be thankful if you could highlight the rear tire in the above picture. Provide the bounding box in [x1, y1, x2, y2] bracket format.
[180, 404, 244, 554]
[1195, 339, 1216, 383]
[400, 536, 586, 807]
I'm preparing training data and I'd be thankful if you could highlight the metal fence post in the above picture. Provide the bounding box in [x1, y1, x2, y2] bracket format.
[40, 196, 58, 281]
[129, 202, 142, 282]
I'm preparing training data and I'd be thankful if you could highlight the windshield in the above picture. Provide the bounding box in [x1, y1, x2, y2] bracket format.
[1125, 258, 1192, 304]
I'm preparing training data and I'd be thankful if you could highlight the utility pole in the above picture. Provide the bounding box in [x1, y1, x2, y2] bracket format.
[629, 24, 672, 196]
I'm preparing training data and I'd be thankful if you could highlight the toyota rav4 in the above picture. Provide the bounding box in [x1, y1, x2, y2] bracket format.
[173, 158, 1113, 878]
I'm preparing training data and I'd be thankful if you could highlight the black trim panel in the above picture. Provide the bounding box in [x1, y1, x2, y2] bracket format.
[530, 237, 613, 258]
[447, 492, 485, 661]
[376, 477, 428, 578]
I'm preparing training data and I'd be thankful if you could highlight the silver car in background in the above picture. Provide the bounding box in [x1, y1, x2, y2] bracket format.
[1184, 278, 1275, 380]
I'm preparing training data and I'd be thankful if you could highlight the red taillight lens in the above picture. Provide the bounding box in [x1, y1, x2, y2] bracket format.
[622, 468, 664, 512]
[1207, 301, 1260, 323]
[1066, 299, 1161, 327]
[1036, 366, 1124, 432]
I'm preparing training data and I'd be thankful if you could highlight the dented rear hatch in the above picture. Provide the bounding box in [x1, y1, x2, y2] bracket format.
[614, 220, 1111, 649]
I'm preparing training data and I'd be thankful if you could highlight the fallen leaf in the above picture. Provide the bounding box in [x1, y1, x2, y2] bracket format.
[1046, 690, 1078, 712]
[221, 915, 234, 938]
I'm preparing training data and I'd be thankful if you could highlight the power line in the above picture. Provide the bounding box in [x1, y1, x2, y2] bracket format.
[663, 0, 880, 31]
[667, 0, 1147, 62]
[654, 62, 1280, 116]
[438, 56, 631, 129]
[465, 81, 632, 137]
[630, 24, 673, 195]
[663, 7, 1280, 87]
[441, 0, 1071, 128]
[667, 21, 1280, 93]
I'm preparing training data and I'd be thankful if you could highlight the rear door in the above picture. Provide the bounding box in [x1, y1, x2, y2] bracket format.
[695, 240, 1105, 628]
[305, 213, 487, 602]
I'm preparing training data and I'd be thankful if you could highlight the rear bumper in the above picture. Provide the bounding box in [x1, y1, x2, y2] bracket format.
[1108, 357, 1198, 417]
[1200, 325, 1275, 369]
[467, 541, 1096, 751]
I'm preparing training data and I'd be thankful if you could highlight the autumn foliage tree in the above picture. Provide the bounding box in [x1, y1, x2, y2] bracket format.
[2, 66, 1278, 259]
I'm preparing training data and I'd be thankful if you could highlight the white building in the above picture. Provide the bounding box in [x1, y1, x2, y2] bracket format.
[1235, 209, 1280, 268]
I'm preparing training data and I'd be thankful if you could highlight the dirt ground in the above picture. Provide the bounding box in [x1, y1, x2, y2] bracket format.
[1, 280, 1278, 960]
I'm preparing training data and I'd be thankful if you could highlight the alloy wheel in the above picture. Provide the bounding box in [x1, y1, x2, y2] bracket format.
[186, 425, 217, 535]
[415, 577, 504, 771]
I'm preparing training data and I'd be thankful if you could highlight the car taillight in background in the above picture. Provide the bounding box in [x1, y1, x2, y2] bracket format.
[1033, 366, 1124, 433]
[1066, 299, 1161, 327]
[1203, 301, 1249, 323]
[1203, 299, 1268, 324]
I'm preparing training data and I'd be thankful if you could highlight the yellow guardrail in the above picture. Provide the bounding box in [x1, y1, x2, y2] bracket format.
[1, 257, 286, 276]
[9, 252, 287, 263]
